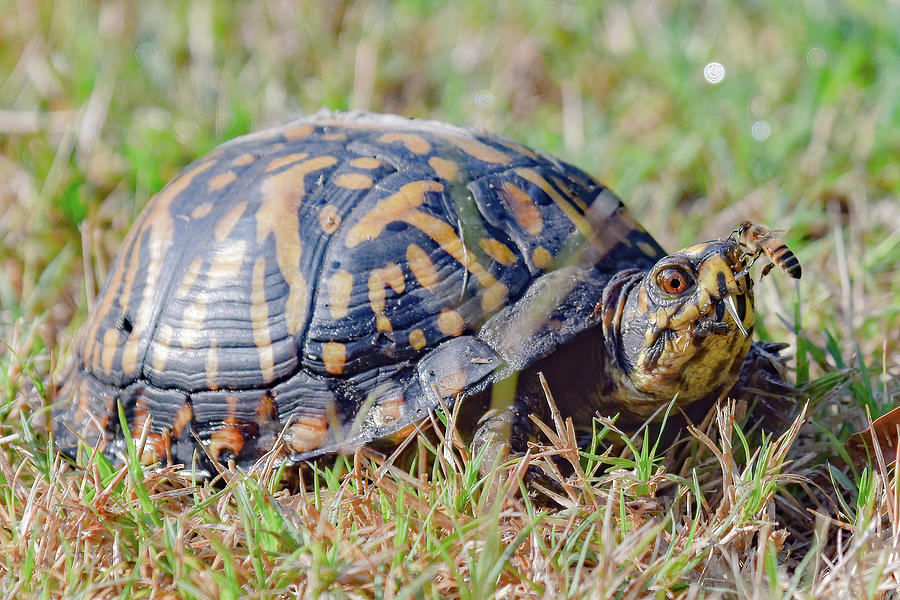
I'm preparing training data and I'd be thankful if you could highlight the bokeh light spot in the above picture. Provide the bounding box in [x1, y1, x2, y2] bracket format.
[751, 120, 771, 141]
[806, 47, 827, 68]
[703, 62, 726, 84]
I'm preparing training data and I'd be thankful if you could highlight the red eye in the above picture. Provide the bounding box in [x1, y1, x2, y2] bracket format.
[656, 267, 693, 296]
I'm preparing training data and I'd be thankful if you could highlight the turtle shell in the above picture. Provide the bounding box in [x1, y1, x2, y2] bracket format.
[55, 111, 666, 469]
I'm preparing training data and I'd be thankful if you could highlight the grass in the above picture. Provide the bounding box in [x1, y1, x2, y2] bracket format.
[1, 0, 899, 597]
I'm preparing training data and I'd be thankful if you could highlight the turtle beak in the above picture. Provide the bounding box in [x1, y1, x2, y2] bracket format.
[723, 294, 749, 337]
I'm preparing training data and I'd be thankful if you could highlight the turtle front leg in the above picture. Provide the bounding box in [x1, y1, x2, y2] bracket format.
[470, 373, 550, 475]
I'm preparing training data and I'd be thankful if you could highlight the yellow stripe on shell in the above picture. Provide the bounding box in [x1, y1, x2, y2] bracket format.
[479, 238, 517, 265]
[151, 323, 174, 372]
[250, 256, 276, 383]
[499, 181, 543, 235]
[406, 244, 439, 289]
[322, 341, 346, 375]
[100, 328, 119, 374]
[214, 200, 248, 240]
[514, 168, 594, 240]
[327, 270, 353, 319]
[435, 133, 511, 164]
[257, 155, 338, 335]
[345, 180, 508, 312]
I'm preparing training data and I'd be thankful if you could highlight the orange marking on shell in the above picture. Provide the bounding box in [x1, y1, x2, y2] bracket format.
[406, 244, 439, 290]
[172, 402, 193, 438]
[250, 256, 275, 383]
[289, 417, 328, 453]
[480, 238, 517, 266]
[428, 156, 460, 181]
[345, 181, 507, 313]
[317, 204, 341, 234]
[514, 168, 594, 239]
[345, 180, 443, 246]
[377, 132, 431, 154]
[376, 314, 393, 333]
[437, 369, 468, 397]
[499, 181, 543, 235]
[101, 328, 119, 375]
[368, 270, 386, 313]
[322, 341, 346, 375]
[532, 246, 553, 269]
[374, 395, 405, 427]
[436, 133, 510, 164]
[481, 282, 508, 313]
[256, 393, 276, 424]
[120, 160, 215, 376]
[350, 157, 382, 169]
[191, 202, 214, 219]
[231, 153, 256, 166]
[368, 264, 403, 330]
[381, 263, 405, 294]
[143, 431, 171, 465]
[409, 328, 427, 350]
[257, 155, 338, 335]
[437, 308, 465, 337]
[209, 422, 246, 461]
[334, 172, 374, 190]
[207, 170, 237, 192]
[401, 210, 508, 312]
[265, 152, 309, 173]
[214, 200, 248, 240]
[282, 124, 314, 140]
[346, 183, 486, 276]
[327, 270, 353, 320]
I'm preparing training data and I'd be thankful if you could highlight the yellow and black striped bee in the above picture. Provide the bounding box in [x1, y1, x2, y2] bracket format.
[734, 221, 802, 279]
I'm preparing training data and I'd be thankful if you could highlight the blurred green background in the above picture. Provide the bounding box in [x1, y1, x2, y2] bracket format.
[1, 0, 898, 390]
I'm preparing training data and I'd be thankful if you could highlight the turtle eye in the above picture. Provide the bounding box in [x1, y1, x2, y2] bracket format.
[655, 266, 694, 296]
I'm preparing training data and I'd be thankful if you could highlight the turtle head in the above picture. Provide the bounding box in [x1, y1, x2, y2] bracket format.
[601, 238, 754, 417]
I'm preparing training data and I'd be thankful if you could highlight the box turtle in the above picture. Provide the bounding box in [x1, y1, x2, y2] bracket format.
[54, 111, 793, 472]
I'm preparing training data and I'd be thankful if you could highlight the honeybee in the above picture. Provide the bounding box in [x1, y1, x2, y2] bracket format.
[734, 221, 802, 279]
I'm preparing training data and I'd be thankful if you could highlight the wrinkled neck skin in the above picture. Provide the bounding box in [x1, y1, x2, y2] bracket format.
[594, 242, 755, 421]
